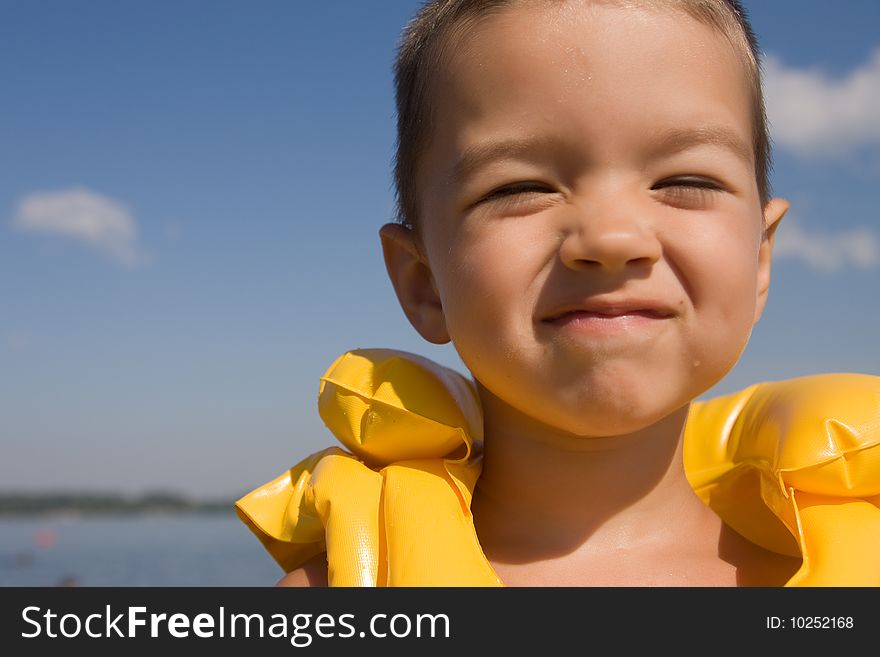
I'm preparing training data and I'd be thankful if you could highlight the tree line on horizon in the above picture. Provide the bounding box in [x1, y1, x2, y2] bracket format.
[0, 491, 237, 515]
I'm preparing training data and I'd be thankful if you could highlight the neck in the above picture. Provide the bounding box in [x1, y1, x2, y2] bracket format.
[471, 383, 715, 562]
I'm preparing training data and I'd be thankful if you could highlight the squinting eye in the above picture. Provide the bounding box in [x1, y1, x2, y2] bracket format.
[652, 176, 723, 192]
[652, 176, 724, 207]
[479, 183, 553, 204]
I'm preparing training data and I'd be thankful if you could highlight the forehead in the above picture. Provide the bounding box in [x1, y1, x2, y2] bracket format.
[435, 2, 752, 137]
[419, 1, 754, 201]
[436, 0, 749, 92]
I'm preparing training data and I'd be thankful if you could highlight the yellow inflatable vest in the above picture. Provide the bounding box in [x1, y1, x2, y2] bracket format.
[236, 348, 880, 586]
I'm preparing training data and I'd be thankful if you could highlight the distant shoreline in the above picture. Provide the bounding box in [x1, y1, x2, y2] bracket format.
[0, 492, 238, 516]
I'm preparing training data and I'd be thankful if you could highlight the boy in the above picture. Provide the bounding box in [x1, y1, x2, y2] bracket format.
[237, 0, 880, 586]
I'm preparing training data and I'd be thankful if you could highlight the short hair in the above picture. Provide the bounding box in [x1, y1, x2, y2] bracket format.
[392, 0, 772, 233]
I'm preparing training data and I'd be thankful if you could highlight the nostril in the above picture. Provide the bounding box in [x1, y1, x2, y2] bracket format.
[558, 230, 662, 272]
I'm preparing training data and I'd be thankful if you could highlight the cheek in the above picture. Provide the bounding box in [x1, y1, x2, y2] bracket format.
[670, 212, 760, 306]
[678, 228, 761, 363]
[442, 226, 548, 324]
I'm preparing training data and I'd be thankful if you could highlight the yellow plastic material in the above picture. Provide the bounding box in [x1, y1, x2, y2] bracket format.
[684, 376, 880, 585]
[236, 348, 880, 586]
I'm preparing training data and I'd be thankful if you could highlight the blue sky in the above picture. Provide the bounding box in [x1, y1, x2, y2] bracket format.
[1, 0, 878, 498]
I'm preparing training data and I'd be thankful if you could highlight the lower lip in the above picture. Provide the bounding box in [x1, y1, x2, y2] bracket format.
[544, 310, 669, 334]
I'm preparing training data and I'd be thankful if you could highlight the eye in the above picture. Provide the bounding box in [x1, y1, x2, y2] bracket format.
[478, 182, 554, 204]
[651, 176, 725, 208]
[652, 176, 723, 192]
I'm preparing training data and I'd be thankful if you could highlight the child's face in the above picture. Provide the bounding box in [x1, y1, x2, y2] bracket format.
[381, 2, 788, 436]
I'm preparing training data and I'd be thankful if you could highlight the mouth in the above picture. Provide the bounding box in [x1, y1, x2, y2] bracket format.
[539, 299, 675, 335]
[542, 309, 671, 335]
[543, 309, 669, 322]
[541, 298, 676, 323]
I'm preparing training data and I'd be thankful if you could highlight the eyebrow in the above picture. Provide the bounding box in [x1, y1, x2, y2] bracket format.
[651, 125, 754, 167]
[447, 125, 753, 185]
[448, 137, 552, 186]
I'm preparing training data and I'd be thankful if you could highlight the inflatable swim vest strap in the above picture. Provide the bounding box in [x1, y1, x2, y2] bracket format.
[236, 349, 501, 586]
[684, 374, 880, 585]
[236, 348, 880, 586]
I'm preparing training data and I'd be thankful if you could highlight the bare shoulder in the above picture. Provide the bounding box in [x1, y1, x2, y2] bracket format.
[717, 522, 802, 586]
[275, 552, 329, 588]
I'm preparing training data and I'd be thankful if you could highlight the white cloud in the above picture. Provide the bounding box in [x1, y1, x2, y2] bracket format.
[763, 48, 880, 156]
[12, 187, 150, 267]
[774, 220, 880, 272]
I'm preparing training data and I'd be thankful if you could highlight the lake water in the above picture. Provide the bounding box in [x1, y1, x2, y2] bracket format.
[0, 513, 284, 587]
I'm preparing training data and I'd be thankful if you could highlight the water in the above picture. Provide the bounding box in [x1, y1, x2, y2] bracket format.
[0, 513, 284, 586]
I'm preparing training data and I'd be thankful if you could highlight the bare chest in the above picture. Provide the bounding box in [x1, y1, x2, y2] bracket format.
[490, 554, 737, 587]
[489, 535, 802, 587]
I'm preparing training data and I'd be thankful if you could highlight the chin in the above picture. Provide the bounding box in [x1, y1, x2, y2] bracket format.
[559, 412, 672, 438]
[556, 381, 698, 436]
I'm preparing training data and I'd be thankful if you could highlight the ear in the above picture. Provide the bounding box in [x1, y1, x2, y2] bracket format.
[753, 197, 790, 324]
[378, 223, 450, 344]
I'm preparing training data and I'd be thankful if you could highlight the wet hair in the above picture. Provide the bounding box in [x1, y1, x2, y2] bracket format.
[392, 0, 771, 232]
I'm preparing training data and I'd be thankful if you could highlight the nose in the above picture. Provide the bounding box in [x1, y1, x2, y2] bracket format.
[557, 191, 662, 273]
